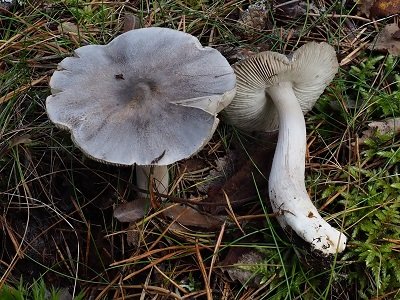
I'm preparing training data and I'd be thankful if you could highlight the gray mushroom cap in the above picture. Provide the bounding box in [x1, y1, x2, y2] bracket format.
[46, 27, 236, 166]
[224, 42, 339, 132]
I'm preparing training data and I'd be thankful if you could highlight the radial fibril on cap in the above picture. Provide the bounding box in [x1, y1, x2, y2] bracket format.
[46, 27, 236, 166]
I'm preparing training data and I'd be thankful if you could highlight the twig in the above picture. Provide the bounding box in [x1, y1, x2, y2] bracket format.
[112, 285, 183, 300]
[195, 241, 212, 300]
[307, 12, 371, 22]
[154, 265, 189, 295]
[223, 190, 244, 234]
[207, 222, 226, 288]
[94, 275, 120, 300]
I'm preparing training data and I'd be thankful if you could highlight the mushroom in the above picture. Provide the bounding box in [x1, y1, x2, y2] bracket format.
[46, 27, 236, 200]
[223, 42, 347, 255]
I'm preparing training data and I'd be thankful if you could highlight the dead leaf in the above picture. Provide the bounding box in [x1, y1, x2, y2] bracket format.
[179, 157, 208, 174]
[369, 23, 400, 56]
[393, 30, 400, 40]
[275, 0, 311, 18]
[9, 134, 32, 147]
[370, 0, 400, 17]
[123, 13, 142, 32]
[197, 150, 237, 193]
[357, 117, 400, 145]
[229, 48, 258, 62]
[113, 198, 149, 223]
[205, 148, 272, 214]
[58, 288, 74, 300]
[359, 0, 400, 17]
[359, 0, 375, 17]
[57, 21, 80, 35]
[163, 203, 224, 229]
[221, 248, 263, 286]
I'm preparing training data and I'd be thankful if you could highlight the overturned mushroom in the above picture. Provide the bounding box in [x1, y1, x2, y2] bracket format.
[224, 42, 347, 255]
[46, 27, 236, 199]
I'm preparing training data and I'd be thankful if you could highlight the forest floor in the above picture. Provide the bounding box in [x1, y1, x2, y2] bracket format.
[1, 0, 400, 299]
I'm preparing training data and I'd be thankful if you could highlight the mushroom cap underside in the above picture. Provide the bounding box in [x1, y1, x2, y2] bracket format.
[224, 42, 339, 132]
[46, 27, 236, 165]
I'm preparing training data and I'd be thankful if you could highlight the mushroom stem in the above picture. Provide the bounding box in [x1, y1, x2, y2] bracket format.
[136, 165, 169, 199]
[267, 82, 346, 254]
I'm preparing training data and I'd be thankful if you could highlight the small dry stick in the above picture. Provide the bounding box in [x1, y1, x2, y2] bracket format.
[207, 222, 226, 288]
[195, 241, 212, 300]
